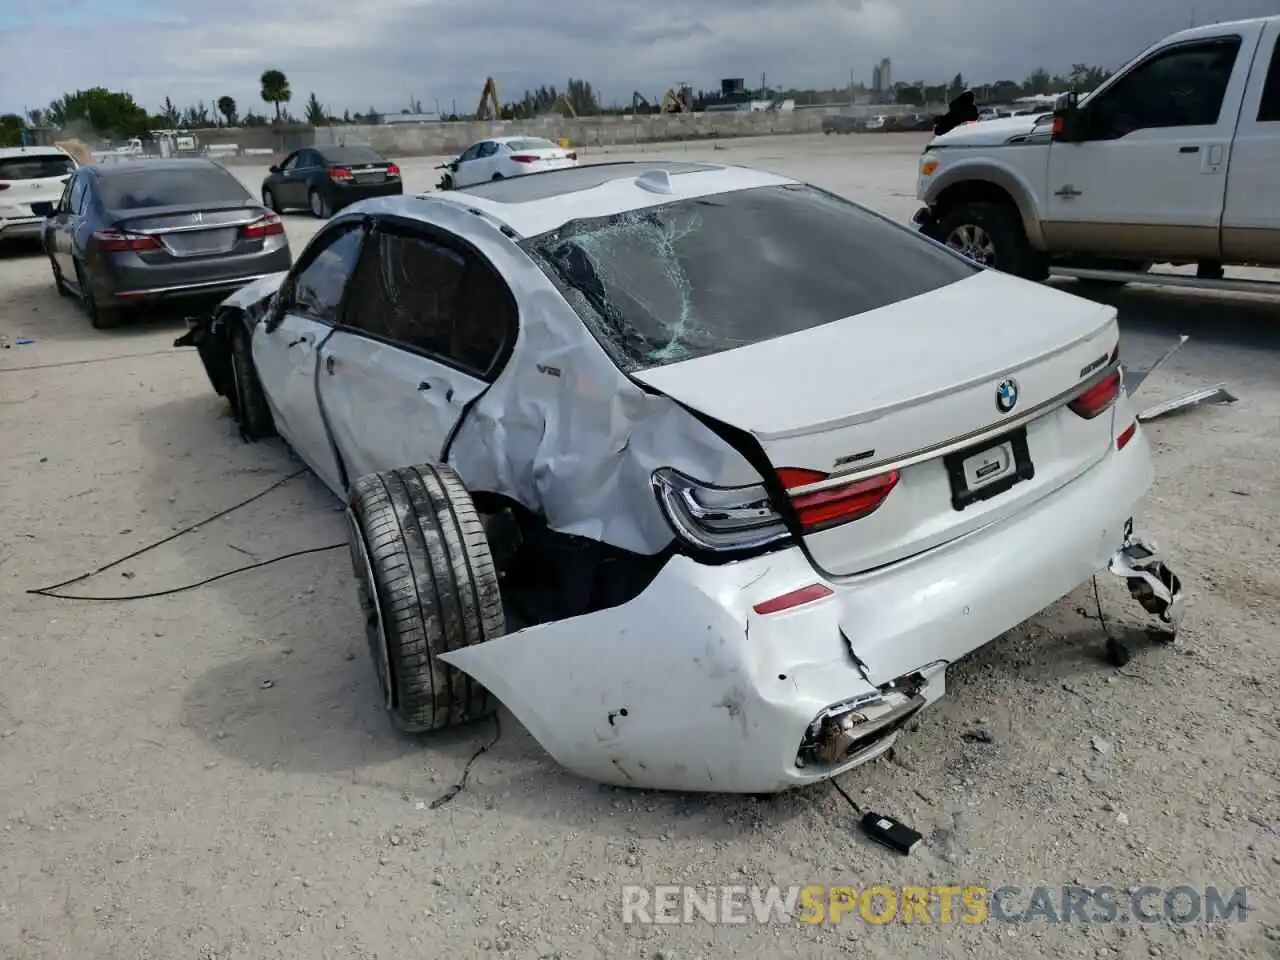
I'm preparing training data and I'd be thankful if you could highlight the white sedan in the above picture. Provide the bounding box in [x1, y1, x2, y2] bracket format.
[442, 136, 577, 188]
[177, 161, 1183, 795]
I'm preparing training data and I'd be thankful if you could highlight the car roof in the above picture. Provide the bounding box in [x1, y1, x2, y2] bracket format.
[420, 160, 799, 237]
[86, 157, 225, 176]
[0, 145, 71, 159]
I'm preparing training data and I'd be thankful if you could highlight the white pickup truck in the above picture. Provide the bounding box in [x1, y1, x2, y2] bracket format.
[912, 15, 1280, 292]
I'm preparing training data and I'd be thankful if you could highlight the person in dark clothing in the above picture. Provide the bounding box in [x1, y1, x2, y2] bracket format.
[933, 90, 979, 136]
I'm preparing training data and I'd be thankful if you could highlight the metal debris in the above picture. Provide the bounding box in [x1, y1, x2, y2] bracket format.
[1123, 334, 1238, 423]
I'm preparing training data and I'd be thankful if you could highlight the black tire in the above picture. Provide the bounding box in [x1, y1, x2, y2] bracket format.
[491, 173, 504, 181]
[346, 464, 505, 733]
[228, 321, 275, 440]
[262, 186, 281, 214]
[308, 187, 330, 218]
[936, 202, 1048, 281]
[50, 256, 71, 297]
[75, 260, 122, 329]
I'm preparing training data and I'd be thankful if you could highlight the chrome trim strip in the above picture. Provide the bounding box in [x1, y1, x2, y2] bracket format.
[790, 361, 1122, 494]
[117, 274, 270, 298]
[131, 218, 261, 235]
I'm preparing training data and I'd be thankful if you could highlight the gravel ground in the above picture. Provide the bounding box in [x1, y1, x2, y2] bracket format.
[1, 133, 1277, 960]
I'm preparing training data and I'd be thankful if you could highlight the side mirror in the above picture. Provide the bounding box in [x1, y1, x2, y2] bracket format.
[268, 164, 280, 174]
[449, 161, 459, 171]
[1051, 92, 1085, 142]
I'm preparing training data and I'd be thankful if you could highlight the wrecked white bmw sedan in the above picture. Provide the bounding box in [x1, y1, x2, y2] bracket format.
[177, 160, 1183, 794]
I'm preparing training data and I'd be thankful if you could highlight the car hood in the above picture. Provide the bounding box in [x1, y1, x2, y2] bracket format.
[220, 270, 287, 312]
[930, 114, 1045, 147]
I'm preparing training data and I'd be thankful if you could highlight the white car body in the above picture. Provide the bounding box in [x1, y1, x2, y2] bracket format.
[448, 136, 578, 187]
[0, 146, 76, 240]
[864, 115, 887, 131]
[191, 161, 1181, 794]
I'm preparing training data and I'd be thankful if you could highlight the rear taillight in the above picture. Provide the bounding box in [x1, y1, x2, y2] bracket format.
[778, 467, 900, 532]
[241, 212, 284, 239]
[329, 166, 354, 181]
[753, 584, 834, 616]
[91, 228, 162, 252]
[385, 163, 400, 177]
[1069, 369, 1122, 419]
[652, 468, 789, 553]
[510, 154, 538, 163]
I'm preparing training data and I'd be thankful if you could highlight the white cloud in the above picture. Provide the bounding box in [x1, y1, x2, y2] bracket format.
[1, 0, 1274, 116]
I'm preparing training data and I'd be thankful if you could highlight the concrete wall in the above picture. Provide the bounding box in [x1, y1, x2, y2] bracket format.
[312, 103, 944, 156]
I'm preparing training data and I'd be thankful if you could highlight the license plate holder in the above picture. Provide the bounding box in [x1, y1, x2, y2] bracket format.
[944, 427, 1035, 511]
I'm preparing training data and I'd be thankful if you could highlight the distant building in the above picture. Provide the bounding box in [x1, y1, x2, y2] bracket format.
[870, 58, 893, 99]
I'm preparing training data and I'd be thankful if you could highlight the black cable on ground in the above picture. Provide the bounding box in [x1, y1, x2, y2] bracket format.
[830, 778, 864, 817]
[27, 467, 344, 602]
[430, 713, 503, 809]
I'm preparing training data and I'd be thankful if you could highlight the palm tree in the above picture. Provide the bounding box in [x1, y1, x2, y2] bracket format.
[304, 92, 326, 126]
[217, 95, 237, 127]
[260, 69, 292, 122]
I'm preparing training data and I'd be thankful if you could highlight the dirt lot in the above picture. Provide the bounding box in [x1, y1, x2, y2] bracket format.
[1, 133, 1277, 960]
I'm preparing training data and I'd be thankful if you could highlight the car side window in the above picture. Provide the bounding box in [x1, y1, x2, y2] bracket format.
[341, 228, 513, 379]
[279, 153, 298, 172]
[477, 141, 499, 158]
[288, 222, 365, 324]
[1089, 37, 1242, 136]
[458, 144, 482, 163]
[1259, 37, 1280, 122]
[57, 175, 75, 212]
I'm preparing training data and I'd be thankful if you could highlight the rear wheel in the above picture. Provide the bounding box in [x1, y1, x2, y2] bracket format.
[491, 172, 504, 181]
[346, 464, 505, 733]
[75, 261, 122, 329]
[228, 321, 275, 440]
[936, 202, 1048, 281]
[308, 188, 330, 218]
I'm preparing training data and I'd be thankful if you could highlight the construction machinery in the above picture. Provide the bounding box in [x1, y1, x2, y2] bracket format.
[660, 86, 692, 113]
[548, 94, 576, 118]
[476, 77, 501, 120]
[632, 92, 652, 114]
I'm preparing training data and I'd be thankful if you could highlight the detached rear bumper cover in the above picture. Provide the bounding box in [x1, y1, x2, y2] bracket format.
[441, 431, 1185, 794]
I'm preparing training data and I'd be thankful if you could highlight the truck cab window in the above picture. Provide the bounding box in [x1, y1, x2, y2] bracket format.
[1091, 38, 1242, 136]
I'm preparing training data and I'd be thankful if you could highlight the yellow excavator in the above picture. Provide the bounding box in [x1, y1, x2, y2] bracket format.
[475, 77, 501, 120]
[548, 94, 576, 118]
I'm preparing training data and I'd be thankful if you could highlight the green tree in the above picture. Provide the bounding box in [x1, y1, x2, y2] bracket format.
[217, 95, 238, 126]
[161, 96, 181, 126]
[44, 88, 150, 137]
[0, 114, 25, 147]
[260, 69, 292, 121]
[304, 92, 327, 126]
[894, 85, 924, 106]
[947, 73, 967, 99]
[1023, 68, 1052, 96]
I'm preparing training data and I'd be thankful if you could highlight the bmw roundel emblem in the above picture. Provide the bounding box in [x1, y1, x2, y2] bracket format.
[995, 377, 1019, 413]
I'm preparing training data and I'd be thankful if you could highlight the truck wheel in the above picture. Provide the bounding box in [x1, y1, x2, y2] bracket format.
[346, 464, 505, 733]
[936, 202, 1048, 281]
[228, 321, 276, 440]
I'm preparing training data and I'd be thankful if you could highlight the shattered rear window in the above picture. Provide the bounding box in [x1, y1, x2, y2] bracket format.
[520, 183, 978, 372]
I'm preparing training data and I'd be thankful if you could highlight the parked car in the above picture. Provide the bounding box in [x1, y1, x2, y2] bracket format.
[438, 136, 578, 189]
[821, 114, 861, 135]
[0, 145, 77, 246]
[913, 14, 1280, 286]
[43, 157, 292, 329]
[864, 115, 888, 131]
[261, 145, 402, 218]
[177, 160, 1182, 794]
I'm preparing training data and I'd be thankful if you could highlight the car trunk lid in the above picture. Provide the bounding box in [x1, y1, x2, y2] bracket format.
[105, 202, 269, 259]
[632, 270, 1122, 577]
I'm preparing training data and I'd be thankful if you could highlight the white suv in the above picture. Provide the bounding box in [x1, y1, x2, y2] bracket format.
[0, 146, 77, 243]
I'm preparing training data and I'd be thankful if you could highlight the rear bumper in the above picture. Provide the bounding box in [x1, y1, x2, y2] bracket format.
[0, 217, 45, 238]
[331, 179, 404, 206]
[96, 243, 293, 303]
[440, 422, 1174, 794]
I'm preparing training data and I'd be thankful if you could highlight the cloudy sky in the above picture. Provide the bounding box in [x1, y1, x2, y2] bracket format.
[1, 0, 1275, 117]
